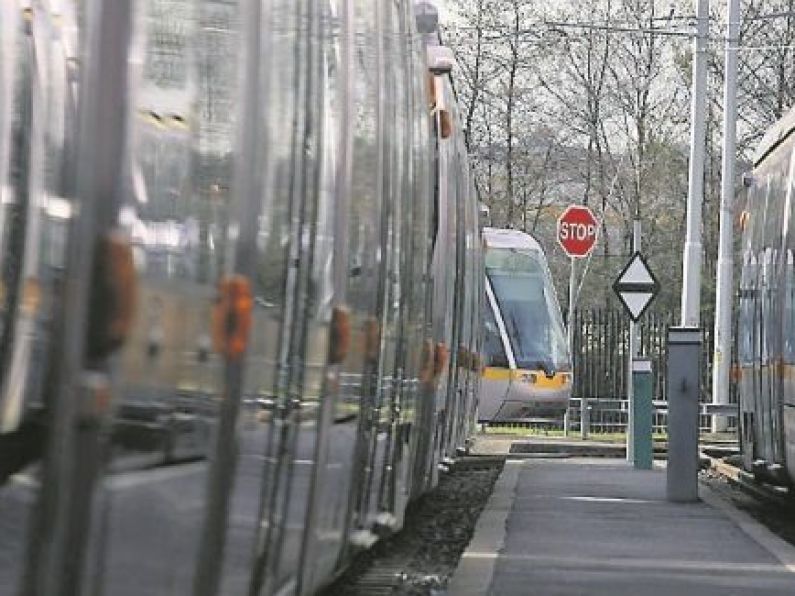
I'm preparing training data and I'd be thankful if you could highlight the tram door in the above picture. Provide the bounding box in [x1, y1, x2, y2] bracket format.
[370, 0, 431, 532]
[333, 0, 388, 559]
[779, 151, 795, 478]
[759, 246, 780, 465]
[207, 1, 341, 594]
[442, 127, 468, 460]
[341, 0, 425, 554]
[81, 2, 239, 594]
[739, 167, 770, 470]
[760, 152, 788, 468]
[782, 250, 795, 478]
[738, 250, 758, 471]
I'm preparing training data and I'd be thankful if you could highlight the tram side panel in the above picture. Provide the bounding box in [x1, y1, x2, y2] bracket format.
[737, 115, 795, 485]
[739, 140, 787, 483]
[0, 1, 481, 595]
[0, 3, 82, 591]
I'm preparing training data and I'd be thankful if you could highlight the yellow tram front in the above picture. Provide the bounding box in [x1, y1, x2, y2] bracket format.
[479, 229, 572, 422]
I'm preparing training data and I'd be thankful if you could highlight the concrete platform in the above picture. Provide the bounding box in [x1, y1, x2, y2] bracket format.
[448, 459, 795, 596]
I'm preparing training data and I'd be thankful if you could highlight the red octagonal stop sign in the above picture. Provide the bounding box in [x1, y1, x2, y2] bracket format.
[557, 205, 599, 258]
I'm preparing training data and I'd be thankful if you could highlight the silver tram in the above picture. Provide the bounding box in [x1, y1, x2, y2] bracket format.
[0, 1, 482, 594]
[736, 105, 795, 486]
[479, 228, 572, 422]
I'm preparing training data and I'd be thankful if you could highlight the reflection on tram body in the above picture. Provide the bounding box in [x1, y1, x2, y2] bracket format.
[479, 228, 572, 422]
[0, 1, 483, 594]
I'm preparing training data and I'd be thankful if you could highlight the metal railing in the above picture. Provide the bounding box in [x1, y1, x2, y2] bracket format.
[563, 397, 738, 436]
[484, 398, 739, 436]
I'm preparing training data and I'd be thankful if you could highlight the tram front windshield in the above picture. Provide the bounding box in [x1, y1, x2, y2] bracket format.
[486, 247, 569, 372]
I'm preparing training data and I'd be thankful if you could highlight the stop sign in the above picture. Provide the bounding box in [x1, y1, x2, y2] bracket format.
[557, 205, 599, 258]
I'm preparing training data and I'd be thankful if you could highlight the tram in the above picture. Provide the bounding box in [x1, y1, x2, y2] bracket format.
[736, 105, 795, 486]
[0, 1, 482, 595]
[479, 228, 572, 422]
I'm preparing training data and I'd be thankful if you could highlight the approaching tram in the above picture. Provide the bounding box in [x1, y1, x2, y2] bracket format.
[479, 228, 572, 422]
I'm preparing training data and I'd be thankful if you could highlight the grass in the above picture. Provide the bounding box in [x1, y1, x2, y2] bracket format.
[480, 426, 666, 442]
[478, 424, 736, 444]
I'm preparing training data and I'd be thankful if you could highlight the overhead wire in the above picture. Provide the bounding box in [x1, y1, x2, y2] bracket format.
[446, 10, 795, 51]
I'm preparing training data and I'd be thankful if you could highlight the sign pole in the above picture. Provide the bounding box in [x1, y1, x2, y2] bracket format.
[628, 219, 641, 463]
[567, 256, 579, 437]
[557, 204, 599, 438]
[612, 246, 659, 465]
[567, 256, 576, 353]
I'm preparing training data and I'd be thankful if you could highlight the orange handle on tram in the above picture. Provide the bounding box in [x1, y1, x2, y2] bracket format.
[212, 275, 254, 360]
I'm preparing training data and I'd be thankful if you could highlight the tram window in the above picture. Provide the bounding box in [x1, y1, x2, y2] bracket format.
[760, 247, 779, 365]
[485, 248, 569, 371]
[483, 302, 508, 368]
[737, 253, 756, 365]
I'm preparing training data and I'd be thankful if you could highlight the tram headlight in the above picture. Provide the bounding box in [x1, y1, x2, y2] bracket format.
[520, 372, 538, 385]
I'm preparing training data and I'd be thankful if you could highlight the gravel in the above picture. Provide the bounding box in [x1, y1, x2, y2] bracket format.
[321, 458, 505, 596]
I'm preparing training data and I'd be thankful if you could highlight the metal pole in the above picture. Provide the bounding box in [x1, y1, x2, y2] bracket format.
[681, 0, 710, 328]
[712, 0, 740, 433]
[568, 256, 577, 353]
[568, 257, 581, 438]
[628, 219, 641, 462]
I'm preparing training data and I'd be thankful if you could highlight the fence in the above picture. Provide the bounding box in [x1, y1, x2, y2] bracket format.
[564, 308, 736, 434]
[564, 398, 713, 435]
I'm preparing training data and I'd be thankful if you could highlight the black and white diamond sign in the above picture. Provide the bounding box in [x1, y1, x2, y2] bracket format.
[612, 252, 660, 322]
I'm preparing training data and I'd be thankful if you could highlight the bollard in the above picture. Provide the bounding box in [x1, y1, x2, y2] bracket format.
[580, 398, 589, 440]
[632, 359, 653, 470]
[563, 408, 570, 437]
[666, 327, 701, 502]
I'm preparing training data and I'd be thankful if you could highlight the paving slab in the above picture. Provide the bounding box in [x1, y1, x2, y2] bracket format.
[449, 458, 795, 596]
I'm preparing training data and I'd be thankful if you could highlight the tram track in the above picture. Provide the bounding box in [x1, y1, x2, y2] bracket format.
[702, 455, 795, 548]
[705, 455, 793, 508]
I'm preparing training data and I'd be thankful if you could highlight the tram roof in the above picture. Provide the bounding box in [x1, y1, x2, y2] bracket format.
[755, 105, 795, 168]
[482, 228, 543, 252]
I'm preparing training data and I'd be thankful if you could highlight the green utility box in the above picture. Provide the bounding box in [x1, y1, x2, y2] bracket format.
[632, 359, 653, 470]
